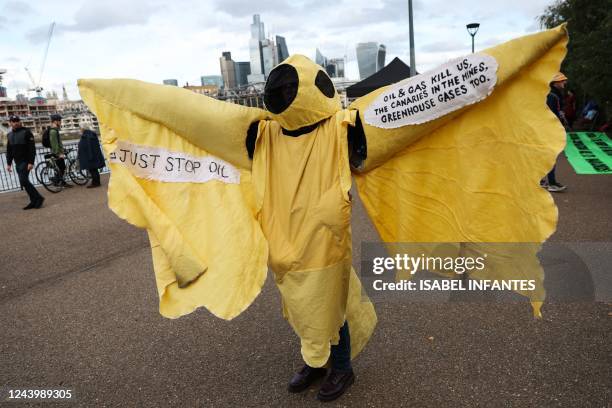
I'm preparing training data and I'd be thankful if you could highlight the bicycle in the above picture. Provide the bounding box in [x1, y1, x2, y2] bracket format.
[65, 147, 90, 183]
[35, 148, 88, 193]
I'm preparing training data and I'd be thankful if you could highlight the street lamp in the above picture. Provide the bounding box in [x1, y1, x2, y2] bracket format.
[408, 0, 416, 76]
[466, 23, 480, 53]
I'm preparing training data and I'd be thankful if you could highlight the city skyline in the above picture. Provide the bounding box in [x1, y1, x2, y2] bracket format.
[0, 0, 556, 99]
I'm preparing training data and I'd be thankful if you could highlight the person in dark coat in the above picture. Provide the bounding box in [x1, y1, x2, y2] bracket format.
[77, 125, 105, 188]
[543, 72, 568, 192]
[5, 115, 45, 209]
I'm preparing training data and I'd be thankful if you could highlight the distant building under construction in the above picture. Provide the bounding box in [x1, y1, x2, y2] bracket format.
[0, 97, 99, 147]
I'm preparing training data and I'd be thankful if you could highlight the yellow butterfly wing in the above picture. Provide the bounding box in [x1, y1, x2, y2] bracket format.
[79, 79, 269, 319]
[349, 26, 568, 316]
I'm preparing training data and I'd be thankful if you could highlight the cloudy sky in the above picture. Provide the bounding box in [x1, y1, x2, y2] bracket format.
[0, 0, 555, 100]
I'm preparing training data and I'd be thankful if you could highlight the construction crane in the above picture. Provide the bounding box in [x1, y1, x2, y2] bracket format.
[25, 21, 55, 98]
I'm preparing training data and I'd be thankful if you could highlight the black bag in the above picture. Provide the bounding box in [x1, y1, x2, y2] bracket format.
[42, 127, 51, 148]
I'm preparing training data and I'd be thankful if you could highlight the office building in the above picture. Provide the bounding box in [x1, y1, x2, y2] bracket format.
[327, 58, 345, 78]
[378, 44, 386, 73]
[246, 14, 289, 83]
[315, 48, 327, 67]
[234, 62, 251, 87]
[276, 35, 289, 63]
[261, 38, 276, 76]
[201, 75, 223, 87]
[0, 69, 6, 98]
[356, 42, 386, 79]
[248, 14, 266, 83]
[220, 51, 237, 89]
[315, 50, 344, 79]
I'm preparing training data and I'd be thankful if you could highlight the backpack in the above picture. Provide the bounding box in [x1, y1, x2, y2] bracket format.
[42, 127, 51, 148]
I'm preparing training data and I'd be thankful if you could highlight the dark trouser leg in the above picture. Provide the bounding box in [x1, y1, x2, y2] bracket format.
[547, 164, 557, 185]
[330, 321, 352, 372]
[16, 162, 43, 203]
[57, 158, 66, 179]
[90, 168, 100, 185]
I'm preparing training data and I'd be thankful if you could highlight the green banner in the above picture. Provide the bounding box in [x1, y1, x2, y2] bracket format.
[564, 132, 612, 174]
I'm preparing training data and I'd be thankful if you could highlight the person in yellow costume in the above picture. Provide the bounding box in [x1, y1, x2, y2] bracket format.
[78, 25, 567, 402]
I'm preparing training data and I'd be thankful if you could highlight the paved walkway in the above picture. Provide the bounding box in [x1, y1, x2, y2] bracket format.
[0, 155, 610, 407]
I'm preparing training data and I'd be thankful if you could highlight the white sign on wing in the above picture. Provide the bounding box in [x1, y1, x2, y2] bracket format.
[109, 140, 240, 184]
[364, 54, 498, 128]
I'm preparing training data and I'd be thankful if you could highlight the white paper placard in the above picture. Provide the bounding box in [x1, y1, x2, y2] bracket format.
[109, 140, 240, 184]
[364, 53, 498, 128]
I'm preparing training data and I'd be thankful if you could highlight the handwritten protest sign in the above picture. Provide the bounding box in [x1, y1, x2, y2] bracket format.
[565, 132, 612, 174]
[364, 53, 498, 128]
[109, 140, 240, 184]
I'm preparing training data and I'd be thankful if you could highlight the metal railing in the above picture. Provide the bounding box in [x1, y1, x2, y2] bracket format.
[0, 140, 110, 193]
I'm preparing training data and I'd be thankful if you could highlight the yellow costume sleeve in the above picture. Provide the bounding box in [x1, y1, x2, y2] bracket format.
[78, 79, 266, 169]
[78, 80, 269, 320]
[350, 26, 568, 316]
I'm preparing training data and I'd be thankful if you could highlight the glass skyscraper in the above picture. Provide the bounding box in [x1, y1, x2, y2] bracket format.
[276, 36, 289, 63]
[315, 50, 345, 78]
[246, 15, 290, 83]
[234, 62, 251, 87]
[261, 38, 276, 76]
[328, 58, 345, 78]
[377, 45, 386, 74]
[356, 42, 386, 79]
[248, 14, 266, 83]
[315, 48, 327, 67]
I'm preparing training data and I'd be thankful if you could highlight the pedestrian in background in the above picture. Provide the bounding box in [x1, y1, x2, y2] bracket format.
[77, 125, 105, 188]
[563, 89, 576, 130]
[5, 115, 45, 209]
[543, 72, 568, 192]
[49, 114, 72, 188]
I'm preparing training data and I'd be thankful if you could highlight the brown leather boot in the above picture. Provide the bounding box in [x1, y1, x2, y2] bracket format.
[288, 365, 327, 393]
[316, 369, 355, 402]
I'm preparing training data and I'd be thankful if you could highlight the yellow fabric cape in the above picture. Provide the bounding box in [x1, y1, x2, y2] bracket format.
[77, 25, 567, 364]
[351, 25, 568, 316]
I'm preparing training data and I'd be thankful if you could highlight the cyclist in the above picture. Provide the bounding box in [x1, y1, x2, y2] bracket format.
[49, 114, 72, 188]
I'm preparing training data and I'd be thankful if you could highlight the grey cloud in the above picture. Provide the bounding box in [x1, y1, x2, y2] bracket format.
[211, 0, 422, 24]
[427, 0, 550, 20]
[421, 40, 468, 53]
[211, 0, 299, 17]
[323, 0, 413, 29]
[7, 79, 31, 90]
[479, 36, 511, 48]
[25, 24, 53, 44]
[66, 1, 161, 32]
[2, 0, 35, 15]
[26, 1, 162, 42]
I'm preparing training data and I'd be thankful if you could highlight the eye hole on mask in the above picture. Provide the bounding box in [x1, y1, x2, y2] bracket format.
[315, 70, 335, 98]
[264, 64, 299, 114]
